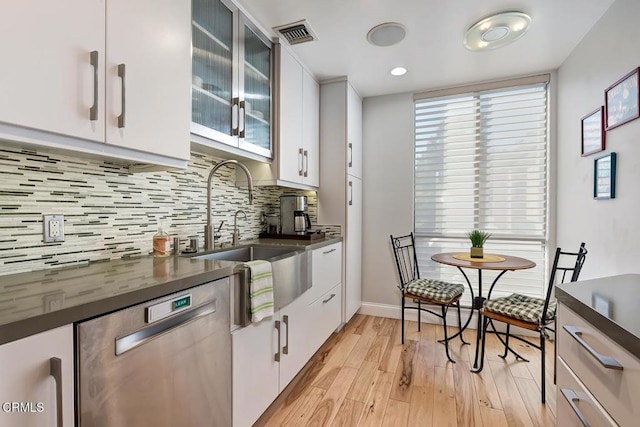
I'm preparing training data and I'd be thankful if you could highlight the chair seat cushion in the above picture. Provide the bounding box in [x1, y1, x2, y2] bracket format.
[404, 278, 465, 303]
[483, 294, 556, 324]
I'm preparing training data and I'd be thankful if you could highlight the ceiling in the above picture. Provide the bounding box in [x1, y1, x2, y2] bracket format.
[236, 0, 615, 98]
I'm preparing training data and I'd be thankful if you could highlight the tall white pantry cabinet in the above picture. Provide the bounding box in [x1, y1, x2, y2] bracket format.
[319, 78, 363, 323]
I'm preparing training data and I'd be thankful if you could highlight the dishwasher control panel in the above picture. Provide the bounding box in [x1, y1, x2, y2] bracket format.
[145, 293, 192, 323]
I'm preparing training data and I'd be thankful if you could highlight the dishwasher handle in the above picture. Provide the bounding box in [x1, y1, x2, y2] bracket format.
[115, 300, 216, 355]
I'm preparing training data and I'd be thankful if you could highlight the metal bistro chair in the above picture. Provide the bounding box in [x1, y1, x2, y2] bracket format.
[390, 233, 468, 363]
[476, 242, 587, 403]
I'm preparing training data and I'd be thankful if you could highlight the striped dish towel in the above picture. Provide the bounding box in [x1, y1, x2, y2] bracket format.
[245, 260, 274, 322]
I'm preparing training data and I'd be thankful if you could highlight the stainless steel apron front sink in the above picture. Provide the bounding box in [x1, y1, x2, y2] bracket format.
[190, 244, 311, 326]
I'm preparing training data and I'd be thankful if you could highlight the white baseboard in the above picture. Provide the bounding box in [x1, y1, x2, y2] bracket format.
[358, 301, 540, 338]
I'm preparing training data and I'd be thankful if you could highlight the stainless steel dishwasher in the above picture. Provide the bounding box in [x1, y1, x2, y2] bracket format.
[76, 278, 231, 427]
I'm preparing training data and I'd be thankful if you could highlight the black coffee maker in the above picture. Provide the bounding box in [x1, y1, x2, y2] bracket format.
[280, 195, 311, 235]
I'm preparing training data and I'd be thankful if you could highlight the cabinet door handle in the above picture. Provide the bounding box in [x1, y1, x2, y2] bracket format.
[348, 142, 353, 168]
[283, 314, 289, 355]
[49, 357, 63, 427]
[323, 248, 336, 255]
[322, 294, 336, 304]
[298, 148, 304, 176]
[348, 181, 353, 206]
[117, 64, 126, 128]
[274, 320, 281, 362]
[563, 325, 623, 370]
[239, 100, 246, 139]
[303, 150, 309, 177]
[560, 388, 589, 427]
[231, 98, 239, 136]
[89, 51, 98, 121]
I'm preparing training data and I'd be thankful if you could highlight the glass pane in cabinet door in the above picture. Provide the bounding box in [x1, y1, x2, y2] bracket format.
[192, 0, 233, 134]
[243, 25, 271, 151]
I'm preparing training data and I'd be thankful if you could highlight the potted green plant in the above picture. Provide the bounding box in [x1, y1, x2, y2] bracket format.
[466, 230, 491, 258]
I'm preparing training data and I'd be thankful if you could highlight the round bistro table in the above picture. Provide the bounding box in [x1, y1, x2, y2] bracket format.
[431, 252, 536, 370]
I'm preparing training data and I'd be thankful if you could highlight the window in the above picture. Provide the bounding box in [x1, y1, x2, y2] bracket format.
[414, 77, 549, 304]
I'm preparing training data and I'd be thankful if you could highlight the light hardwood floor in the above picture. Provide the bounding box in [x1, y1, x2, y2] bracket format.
[258, 314, 557, 427]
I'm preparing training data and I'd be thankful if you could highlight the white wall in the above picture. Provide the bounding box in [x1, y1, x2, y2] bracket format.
[361, 92, 414, 305]
[557, 0, 640, 279]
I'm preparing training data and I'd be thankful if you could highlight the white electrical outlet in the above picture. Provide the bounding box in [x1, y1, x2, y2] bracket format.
[43, 214, 65, 243]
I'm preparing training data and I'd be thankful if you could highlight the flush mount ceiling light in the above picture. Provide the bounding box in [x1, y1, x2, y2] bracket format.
[367, 22, 406, 47]
[390, 67, 407, 76]
[464, 11, 531, 51]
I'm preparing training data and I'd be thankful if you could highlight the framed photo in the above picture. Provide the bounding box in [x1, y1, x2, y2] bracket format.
[593, 152, 616, 200]
[581, 107, 605, 156]
[605, 67, 640, 130]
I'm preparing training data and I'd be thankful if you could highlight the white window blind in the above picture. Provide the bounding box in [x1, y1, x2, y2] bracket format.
[414, 82, 549, 304]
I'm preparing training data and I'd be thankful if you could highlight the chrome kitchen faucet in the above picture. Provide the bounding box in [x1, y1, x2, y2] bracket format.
[204, 160, 254, 251]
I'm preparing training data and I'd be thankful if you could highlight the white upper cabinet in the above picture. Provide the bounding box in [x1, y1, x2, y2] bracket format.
[0, 0, 106, 142]
[276, 43, 319, 188]
[346, 82, 363, 179]
[0, 0, 191, 168]
[106, 0, 191, 161]
[191, 0, 273, 159]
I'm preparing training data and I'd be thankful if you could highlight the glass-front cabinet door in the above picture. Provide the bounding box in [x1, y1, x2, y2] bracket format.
[191, 0, 237, 146]
[191, 0, 272, 158]
[238, 16, 272, 158]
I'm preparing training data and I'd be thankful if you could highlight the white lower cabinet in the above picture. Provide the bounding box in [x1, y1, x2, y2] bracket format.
[232, 317, 279, 427]
[232, 243, 343, 427]
[557, 303, 640, 426]
[0, 325, 74, 427]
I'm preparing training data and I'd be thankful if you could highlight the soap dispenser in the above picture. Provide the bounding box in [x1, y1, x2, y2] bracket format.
[153, 223, 170, 257]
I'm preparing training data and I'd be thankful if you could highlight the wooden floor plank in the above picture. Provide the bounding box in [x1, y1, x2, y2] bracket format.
[305, 366, 359, 427]
[489, 360, 535, 427]
[280, 387, 326, 427]
[365, 335, 389, 364]
[344, 328, 377, 370]
[513, 376, 556, 427]
[346, 361, 378, 403]
[432, 366, 457, 427]
[358, 370, 395, 427]
[388, 340, 417, 403]
[381, 399, 410, 427]
[452, 360, 483, 427]
[313, 333, 361, 389]
[407, 385, 434, 427]
[479, 406, 510, 427]
[412, 341, 435, 388]
[329, 398, 364, 427]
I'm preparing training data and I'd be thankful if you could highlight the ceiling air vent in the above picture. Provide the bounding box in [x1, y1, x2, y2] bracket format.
[273, 20, 318, 45]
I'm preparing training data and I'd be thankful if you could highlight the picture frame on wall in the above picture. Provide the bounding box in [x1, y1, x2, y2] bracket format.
[594, 152, 616, 200]
[581, 107, 605, 156]
[605, 67, 640, 130]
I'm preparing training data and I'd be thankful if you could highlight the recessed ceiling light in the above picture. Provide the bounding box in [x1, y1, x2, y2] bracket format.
[390, 67, 407, 76]
[464, 11, 531, 51]
[367, 23, 406, 47]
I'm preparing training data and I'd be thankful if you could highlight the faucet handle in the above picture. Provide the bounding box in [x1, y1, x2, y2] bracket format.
[216, 220, 225, 232]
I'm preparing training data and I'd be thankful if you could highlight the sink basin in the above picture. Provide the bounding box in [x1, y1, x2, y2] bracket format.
[192, 245, 299, 262]
[188, 244, 311, 325]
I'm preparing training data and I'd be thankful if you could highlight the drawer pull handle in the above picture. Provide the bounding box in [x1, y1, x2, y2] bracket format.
[323, 248, 336, 255]
[283, 315, 289, 355]
[89, 51, 98, 121]
[560, 388, 589, 427]
[275, 320, 281, 362]
[323, 294, 336, 304]
[563, 325, 623, 370]
[50, 357, 63, 427]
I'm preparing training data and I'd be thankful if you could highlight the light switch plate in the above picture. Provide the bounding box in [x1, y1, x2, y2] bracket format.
[43, 214, 65, 243]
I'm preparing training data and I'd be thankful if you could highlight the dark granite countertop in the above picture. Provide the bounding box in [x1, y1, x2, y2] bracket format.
[0, 237, 341, 346]
[556, 273, 640, 360]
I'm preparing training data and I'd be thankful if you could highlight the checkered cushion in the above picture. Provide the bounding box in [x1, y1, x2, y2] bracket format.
[483, 294, 556, 325]
[404, 278, 465, 303]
